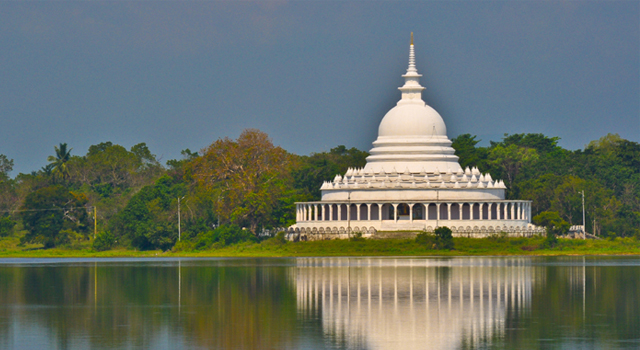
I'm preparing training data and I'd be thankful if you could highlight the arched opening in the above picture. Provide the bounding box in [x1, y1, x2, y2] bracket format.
[439, 204, 448, 220]
[412, 204, 424, 220]
[397, 203, 410, 220]
[462, 203, 471, 220]
[359, 204, 368, 220]
[472, 204, 480, 220]
[370, 204, 380, 220]
[427, 203, 437, 220]
[349, 204, 358, 220]
[381, 204, 393, 220]
[450, 203, 461, 220]
[340, 204, 348, 221]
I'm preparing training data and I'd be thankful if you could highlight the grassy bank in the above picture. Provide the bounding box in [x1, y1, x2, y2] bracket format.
[1, 236, 639, 258]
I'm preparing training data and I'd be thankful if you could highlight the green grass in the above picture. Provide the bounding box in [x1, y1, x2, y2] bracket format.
[1, 236, 639, 258]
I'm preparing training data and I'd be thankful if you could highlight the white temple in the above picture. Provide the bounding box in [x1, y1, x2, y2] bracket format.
[290, 36, 541, 239]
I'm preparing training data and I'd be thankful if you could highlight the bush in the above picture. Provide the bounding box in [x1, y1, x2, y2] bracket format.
[350, 231, 365, 242]
[194, 224, 256, 250]
[93, 231, 116, 252]
[434, 226, 454, 250]
[415, 231, 436, 248]
[262, 231, 287, 246]
[488, 231, 509, 243]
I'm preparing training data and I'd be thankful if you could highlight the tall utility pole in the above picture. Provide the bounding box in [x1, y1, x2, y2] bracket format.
[94, 206, 97, 239]
[178, 196, 185, 241]
[581, 190, 586, 240]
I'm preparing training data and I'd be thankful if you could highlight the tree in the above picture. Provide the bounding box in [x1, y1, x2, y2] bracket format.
[20, 185, 89, 248]
[190, 129, 297, 235]
[293, 145, 368, 200]
[451, 134, 487, 170]
[533, 211, 569, 246]
[0, 154, 13, 183]
[487, 143, 539, 192]
[47, 143, 72, 181]
[112, 175, 182, 251]
[434, 226, 454, 250]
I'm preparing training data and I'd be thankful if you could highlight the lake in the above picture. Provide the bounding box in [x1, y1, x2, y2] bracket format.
[0, 256, 639, 349]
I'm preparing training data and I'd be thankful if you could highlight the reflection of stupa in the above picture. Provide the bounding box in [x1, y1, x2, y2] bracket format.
[294, 258, 533, 349]
[292, 35, 542, 239]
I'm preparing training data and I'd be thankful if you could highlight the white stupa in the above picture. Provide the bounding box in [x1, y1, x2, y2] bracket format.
[291, 35, 540, 239]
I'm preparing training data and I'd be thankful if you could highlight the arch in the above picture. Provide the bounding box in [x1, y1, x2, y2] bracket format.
[381, 204, 393, 220]
[427, 203, 438, 220]
[397, 203, 410, 220]
[439, 204, 448, 220]
[370, 204, 380, 220]
[411, 203, 425, 220]
[462, 203, 471, 220]
[450, 203, 461, 220]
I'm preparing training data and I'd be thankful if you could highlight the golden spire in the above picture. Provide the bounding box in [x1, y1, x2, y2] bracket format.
[410, 32, 414, 45]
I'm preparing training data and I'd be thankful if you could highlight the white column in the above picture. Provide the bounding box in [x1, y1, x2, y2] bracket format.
[459, 203, 463, 221]
[314, 205, 318, 221]
[409, 204, 414, 223]
[447, 203, 451, 221]
[393, 204, 398, 223]
[297, 204, 301, 221]
[436, 203, 441, 221]
[378, 204, 383, 223]
[510, 203, 515, 220]
[329, 205, 333, 222]
[357, 204, 361, 221]
[347, 204, 351, 222]
[488, 203, 493, 220]
[367, 204, 372, 221]
[470, 203, 474, 220]
[321, 205, 325, 221]
[479, 203, 484, 220]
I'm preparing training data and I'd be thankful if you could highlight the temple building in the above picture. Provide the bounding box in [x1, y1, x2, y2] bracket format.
[291, 37, 542, 239]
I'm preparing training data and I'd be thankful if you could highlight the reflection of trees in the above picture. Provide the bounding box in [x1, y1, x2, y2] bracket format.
[0, 259, 298, 349]
[499, 257, 640, 348]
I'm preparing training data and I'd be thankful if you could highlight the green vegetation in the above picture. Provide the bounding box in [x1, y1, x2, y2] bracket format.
[0, 236, 639, 258]
[0, 130, 638, 255]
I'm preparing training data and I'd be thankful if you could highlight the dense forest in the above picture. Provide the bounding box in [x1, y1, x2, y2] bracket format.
[0, 130, 638, 251]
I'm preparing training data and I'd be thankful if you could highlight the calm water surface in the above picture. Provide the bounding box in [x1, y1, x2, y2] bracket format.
[0, 256, 639, 349]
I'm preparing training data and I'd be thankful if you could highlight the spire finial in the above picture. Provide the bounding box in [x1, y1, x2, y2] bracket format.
[410, 32, 413, 46]
[398, 34, 425, 102]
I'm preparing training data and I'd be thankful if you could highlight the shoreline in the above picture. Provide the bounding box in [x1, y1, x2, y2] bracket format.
[1, 237, 639, 258]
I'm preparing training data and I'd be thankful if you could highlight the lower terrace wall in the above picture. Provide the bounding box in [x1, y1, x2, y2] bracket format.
[285, 225, 545, 242]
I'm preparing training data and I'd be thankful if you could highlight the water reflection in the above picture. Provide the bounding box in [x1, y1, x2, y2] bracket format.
[0, 257, 639, 349]
[295, 258, 534, 349]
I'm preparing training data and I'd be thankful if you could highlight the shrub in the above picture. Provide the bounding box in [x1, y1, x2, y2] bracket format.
[262, 231, 287, 246]
[350, 231, 365, 242]
[488, 231, 509, 243]
[415, 231, 436, 248]
[194, 224, 256, 250]
[93, 231, 116, 252]
[434, 226, 454, 250]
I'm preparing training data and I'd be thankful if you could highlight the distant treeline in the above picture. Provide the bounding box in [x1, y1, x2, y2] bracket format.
[0, 130, 638, 251]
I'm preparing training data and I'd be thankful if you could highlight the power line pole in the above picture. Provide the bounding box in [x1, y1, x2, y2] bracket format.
[94, 206, 97, 239]
[581, 190, 586, 240]
[178, 196, 185, 241]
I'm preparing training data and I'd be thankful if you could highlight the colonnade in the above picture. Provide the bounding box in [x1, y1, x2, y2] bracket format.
[296, 201, 531, 223]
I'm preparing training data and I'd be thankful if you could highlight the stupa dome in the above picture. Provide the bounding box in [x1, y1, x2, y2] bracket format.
[378, 102, 447, 137]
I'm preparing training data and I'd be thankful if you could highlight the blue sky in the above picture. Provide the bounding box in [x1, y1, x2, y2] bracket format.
[1, 1, 638, 174]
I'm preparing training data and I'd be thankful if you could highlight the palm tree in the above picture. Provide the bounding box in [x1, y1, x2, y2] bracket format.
[47, 143, 72, 181]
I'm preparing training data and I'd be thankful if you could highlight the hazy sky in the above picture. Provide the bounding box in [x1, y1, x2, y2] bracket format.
[1, 1, 638, 175]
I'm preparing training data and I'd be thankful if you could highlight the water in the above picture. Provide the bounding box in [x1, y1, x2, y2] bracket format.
[0, 256, 639, 349]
